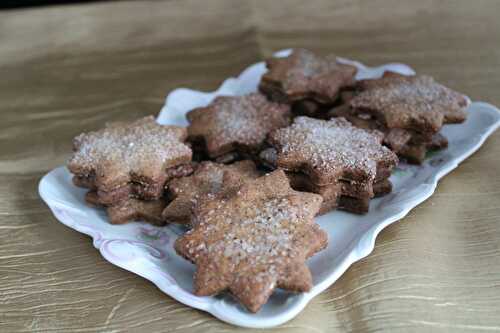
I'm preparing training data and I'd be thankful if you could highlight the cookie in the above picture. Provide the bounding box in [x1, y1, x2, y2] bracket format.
[373, 178, 393, 197]
[186, 93, 291, 160]
[73, 158, 195, 205]
[85, 191, 167, 225]
[283, 170, 392, 215]
[288, 171, 392, 199]
[162, 160, 260, 224]
[174, 170, 327, 313]
[291, 99, 333, 119]
[259, 49, 357, 104]
[284, 177, 385, 216]
[350, 74, 468, 133]
[397, 133, 449, 164]
[328, 85, 451, 164]
[329, 108, 446, 150]
[266, 116, 398, 186]
[337, 196, 370, 215]
[384, 128, 416, 152]
[315, 183, 391, 215]
[68, 116, 192, 204]
[260, 146, 392, 185]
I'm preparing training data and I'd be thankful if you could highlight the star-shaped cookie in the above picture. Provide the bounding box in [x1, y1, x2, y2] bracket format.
[350, 74, 469, 133]
[328, 76, 452, 164]
[85, 191, 167, 225]
[259, 48, 357, 104]
[162, 160, 260, 224]
[68, 116, 192, 203]
[187, 93, 291, 159]
[267, 117, 398, 185]
[174, 170, 327, 313]
[259, 148, 394, 215]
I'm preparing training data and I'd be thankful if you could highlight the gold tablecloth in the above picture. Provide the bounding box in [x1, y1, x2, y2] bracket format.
[1, 1, 500, 331]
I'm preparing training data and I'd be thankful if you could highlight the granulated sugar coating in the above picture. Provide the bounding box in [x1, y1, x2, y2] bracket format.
[174, 170, 327, 313]
[260, 48, 357, 103]
[268, 117, 398, 185]
[186, 93, 291, 158]
[351, 74, 468, 133]
[68, 116, 192, 190]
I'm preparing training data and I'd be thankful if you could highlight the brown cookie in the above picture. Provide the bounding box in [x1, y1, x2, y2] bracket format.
[291, 99, 333, 119]
[282, 172, 340, 215]
[85, 191, 167, 225]
[310, 182, 391, 216]
[330, 111, 445, 152]
[267, 116, 398, 186]
[290, 87, 356, 119]
[348, 118, 447, 164]
[328, 95, 450, 164]
[174, 170, 327, 313]
[68, 116, 192, 204]
[73, 159, 195, 206]
[260, 146, 392, 183]
[259, 49, 357, 104]
[186, 93, 291, 159]
[384, 128, 415, 152]
[285, 171, 392, 215]
[350, 74, 468, 133]
[373, 178, 393, 197]
[337, 196, 370, 215]
[397, 133, 449, 164]
[287, 171, 392, 200]
[332, 84, 439, 141]
[162, 160, 260, 224]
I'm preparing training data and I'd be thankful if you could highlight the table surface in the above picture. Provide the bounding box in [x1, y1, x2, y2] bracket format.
[1, 1, 500, 332]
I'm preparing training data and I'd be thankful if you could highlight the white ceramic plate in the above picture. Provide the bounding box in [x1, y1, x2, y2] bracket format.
[39, 50, 500, 328]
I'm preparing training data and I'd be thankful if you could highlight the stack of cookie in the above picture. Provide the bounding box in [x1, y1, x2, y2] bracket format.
[260, 117, 398, 215]
[186, 92, 291, 163]
[255, 49, 399, 214]
[259, 48, 357, 119]
[329, 72, 469, 163]
[68, 116, 194, 224]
